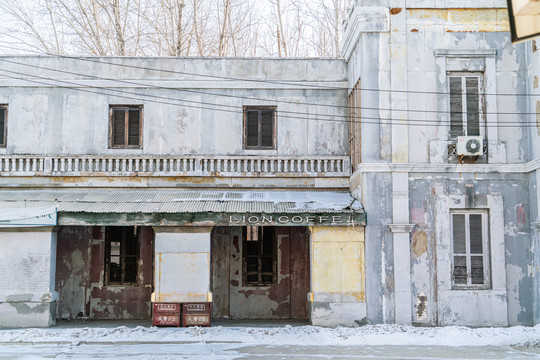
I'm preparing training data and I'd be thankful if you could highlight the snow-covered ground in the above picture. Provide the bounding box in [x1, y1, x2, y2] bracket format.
[1, 324, 539, 347]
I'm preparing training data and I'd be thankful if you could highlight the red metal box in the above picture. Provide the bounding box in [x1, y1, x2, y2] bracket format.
[152, 302, 181, 327]
[181, 303, 211, 327]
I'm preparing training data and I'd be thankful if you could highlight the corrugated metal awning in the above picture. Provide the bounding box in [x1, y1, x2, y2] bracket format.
[0, 189, 363, 214]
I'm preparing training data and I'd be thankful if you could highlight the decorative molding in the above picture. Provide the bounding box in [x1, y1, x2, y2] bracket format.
[434, 49, 497, 58]
[531, 222, 540, 231]
[356, 162, 528, 174]
[388, 224, 415, 233]
[341, 6, 390, 61]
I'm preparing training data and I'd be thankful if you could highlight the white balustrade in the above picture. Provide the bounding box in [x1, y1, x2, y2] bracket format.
[0, 154, 350, 177]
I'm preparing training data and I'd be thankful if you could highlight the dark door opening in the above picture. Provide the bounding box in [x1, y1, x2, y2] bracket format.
[211, 226, 310, 320]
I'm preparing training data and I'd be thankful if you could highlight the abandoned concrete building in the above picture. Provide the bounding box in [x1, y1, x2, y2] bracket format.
[1, 0, 540, 328]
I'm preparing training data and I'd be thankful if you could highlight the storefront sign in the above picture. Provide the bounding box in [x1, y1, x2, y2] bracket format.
[229, 214, 356, 226]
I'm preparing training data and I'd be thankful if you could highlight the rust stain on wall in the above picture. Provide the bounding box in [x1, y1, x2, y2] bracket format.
[389, 8, 402, 15]
[411, 230, 428, 258]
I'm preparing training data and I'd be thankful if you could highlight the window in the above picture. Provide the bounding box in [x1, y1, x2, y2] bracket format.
[243, 107, 276, 149]
[348, 79, 361, 168]
[243, 226, 277, 285]
[451, 211, 490, 289]
[0, 105, 7, 147]
[109, 105, 142, 148]
[449, 74, 484, 138]
[105, 226, 140, 285]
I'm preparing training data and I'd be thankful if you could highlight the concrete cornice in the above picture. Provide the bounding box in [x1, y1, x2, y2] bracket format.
[434, 49, 497, 58]
[341, 7, 389, 61]
[356, 162, 533, 174]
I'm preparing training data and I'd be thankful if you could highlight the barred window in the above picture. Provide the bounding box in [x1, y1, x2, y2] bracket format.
[105, 226, 140, 285]
[243, 226, 277, 286]
[451, 211, 490, 289]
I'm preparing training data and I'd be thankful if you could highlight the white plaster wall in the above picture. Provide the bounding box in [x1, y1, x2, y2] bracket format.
[0, 228, 57, 327]
[153, 227, 211, 303]
[0, 57, 348, 157]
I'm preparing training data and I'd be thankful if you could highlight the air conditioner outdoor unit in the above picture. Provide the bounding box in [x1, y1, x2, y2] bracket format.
[457, 136, 484, 156]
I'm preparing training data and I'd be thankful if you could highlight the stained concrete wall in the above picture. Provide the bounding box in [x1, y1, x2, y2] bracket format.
[0, 57, 348, 157]
[0, 228, 57, 328]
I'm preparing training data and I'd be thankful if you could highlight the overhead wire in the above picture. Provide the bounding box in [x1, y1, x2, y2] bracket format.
[3, 68, 540, 129]
[1, 56, 539, 117]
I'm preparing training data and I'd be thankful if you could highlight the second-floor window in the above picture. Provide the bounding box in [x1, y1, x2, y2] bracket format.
[244, 107, 276, 149]
[110, 105, 143, 148]
[449, 74, 484, 138]
[0, 105, 7, 148]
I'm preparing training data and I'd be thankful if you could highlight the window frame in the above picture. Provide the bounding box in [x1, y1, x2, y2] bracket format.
[104, 226, 140, 286]
[0, 105, 7, 148]
[243, 106, 277, 150]
[109, 105, 143, 149]
[242, 226, 277, 287]
[450, 210, 491, 290]
[448, 72, 485, 139]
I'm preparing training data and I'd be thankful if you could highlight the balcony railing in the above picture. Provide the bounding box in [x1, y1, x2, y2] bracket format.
[0, 155, 350, 177]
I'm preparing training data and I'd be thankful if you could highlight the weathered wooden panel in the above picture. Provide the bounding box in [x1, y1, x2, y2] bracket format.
[290, 227, 310, 319]
[211, 227, 230, 318]
[55, 226, 92, 319]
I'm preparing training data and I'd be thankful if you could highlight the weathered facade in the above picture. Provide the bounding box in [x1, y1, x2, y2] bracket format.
[2, 0, 540, 329]
[0, 56, 366, 327]
[343, 0, 539, 326]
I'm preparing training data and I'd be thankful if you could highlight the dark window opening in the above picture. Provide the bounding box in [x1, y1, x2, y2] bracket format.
[0, 105, 7, 148]
[243, 226, 277, 286]
[110, 105, 142, 148]
[105, 226, 140, 285]
[244, 107, 276, 149]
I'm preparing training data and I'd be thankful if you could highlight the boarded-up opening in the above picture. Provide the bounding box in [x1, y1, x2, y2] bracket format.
[211, 226, 310, 320]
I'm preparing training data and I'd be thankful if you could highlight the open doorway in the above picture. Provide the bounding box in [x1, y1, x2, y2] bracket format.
[211, 226, 310, 320]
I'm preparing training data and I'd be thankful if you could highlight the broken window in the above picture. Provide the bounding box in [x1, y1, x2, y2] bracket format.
[449, 74, 484, 138]
[109, 105, 143, 148]
[105, 226, 140, 285]
[244, 107, 276, 149]
[0, 105, 7, 147]
[243, 226, 277, 286]
[451, 211, 490, 289]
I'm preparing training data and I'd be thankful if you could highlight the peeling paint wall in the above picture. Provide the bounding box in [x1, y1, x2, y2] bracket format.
[56, 226, 153, 320]
[0, 228, 57, 328]
[211, 226, 309, 320]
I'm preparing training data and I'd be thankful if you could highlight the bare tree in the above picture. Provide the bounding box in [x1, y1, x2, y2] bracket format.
[0, 0, 353, 57]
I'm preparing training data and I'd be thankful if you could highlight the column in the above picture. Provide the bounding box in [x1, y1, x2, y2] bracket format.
[0, 227, 58, 327]
[388, 224, 414, 325]
[389, 170, 413, 325]
[152, 227, 212, 303]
